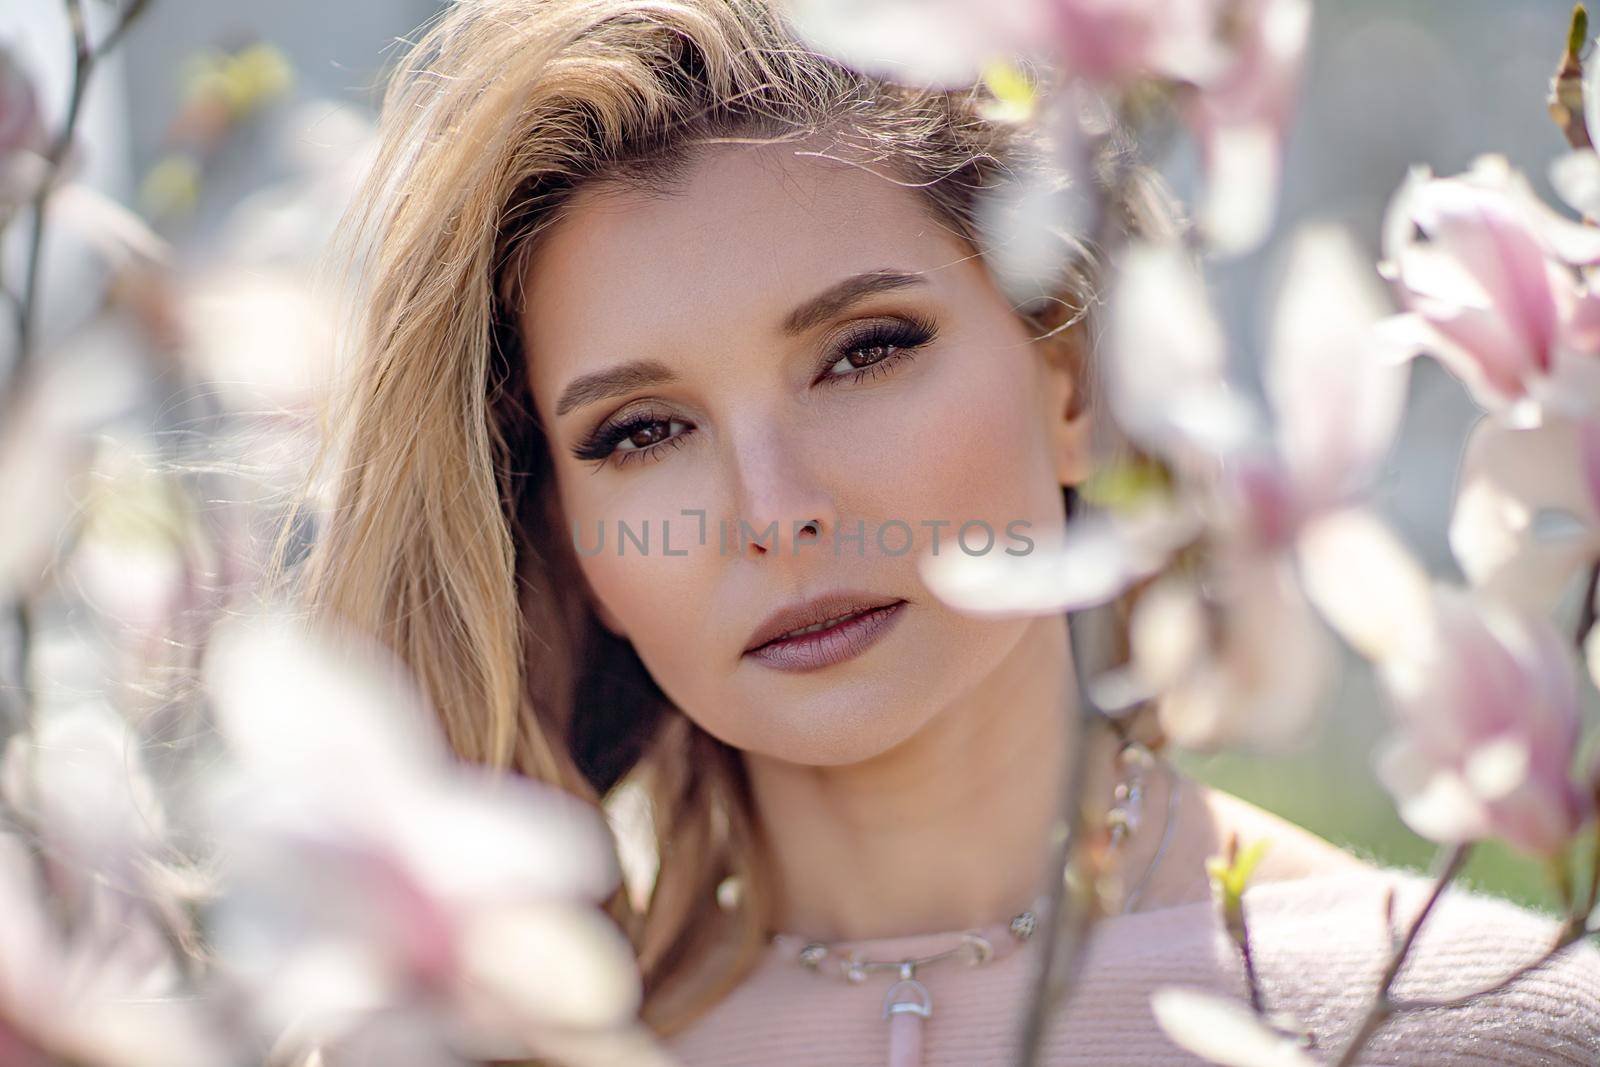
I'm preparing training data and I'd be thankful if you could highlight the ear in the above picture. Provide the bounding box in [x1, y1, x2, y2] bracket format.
[1039, 321, 1093, 488]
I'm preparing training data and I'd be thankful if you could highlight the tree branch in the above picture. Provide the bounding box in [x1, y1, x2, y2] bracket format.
[8, 0, 153, 400]
[1327, 843, 1471, 1067]
[1388, 918, 1594, 1013]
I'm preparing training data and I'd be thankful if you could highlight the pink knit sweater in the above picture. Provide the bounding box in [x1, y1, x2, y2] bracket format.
[665, 869, 1600, 1065]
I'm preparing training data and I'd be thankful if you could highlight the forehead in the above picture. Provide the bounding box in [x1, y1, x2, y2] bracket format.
[517, 142, 976, 412]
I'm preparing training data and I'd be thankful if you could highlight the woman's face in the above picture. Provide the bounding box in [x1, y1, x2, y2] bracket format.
[520, 142, 1086, 766]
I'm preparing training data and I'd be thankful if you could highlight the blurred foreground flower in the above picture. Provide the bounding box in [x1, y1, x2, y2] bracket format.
[0, 832, 223, 1067]
[1149, 987, 1316, 1067]
[782, 0, 1310, 255]
[200, 609, 667, 1067]
[0, 704, 223, 1067]
[0, 43, 43, 207]
[922, 225, 1407, 750]
[0, 326, 149, 600]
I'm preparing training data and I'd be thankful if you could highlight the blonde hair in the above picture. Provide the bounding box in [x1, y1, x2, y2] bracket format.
[269, 0, 1183, 1037]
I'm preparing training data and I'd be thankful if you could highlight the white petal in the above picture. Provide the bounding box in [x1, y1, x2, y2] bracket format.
[50, 182, 170, 267]
[1150, 560, 1332, 752]
[1550, 149, 1600, 220]
[783, 0, 1045, 88]
[973, 154, 1094, 309]
[1463, 735, 1532, 801]
[1297, 508, 1434, 663]
[1108, 241, 1257, 459]
[1199, 122, 1280, 259]
[916, 506, 1192, 616]
[6, 704, 168, 900]
[1374, 735, 1485, 844]
[393, 775, 621, 904]
[1150, 987, 1319, 1067]
[204, 609, 447, 792]
[1582, 53, 1600, 195]
[0, 831, 60, 999]
[1448, 415, 1600, 610]
[455, 903, 641, 1032]
[1128, 577, 1207, 689]
[1267, 225, 1407, 507]
[1584, 619, 1600, 694]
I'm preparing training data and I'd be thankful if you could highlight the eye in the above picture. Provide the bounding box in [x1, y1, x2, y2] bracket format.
[815, 314, 939, 386]
[570, 312, 940, 472]
[570, 408, 692, 471]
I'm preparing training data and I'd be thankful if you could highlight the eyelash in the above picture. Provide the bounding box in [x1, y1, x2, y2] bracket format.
[570, 313, 940, 471]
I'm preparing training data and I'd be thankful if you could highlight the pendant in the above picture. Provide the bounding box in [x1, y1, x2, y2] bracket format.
[883, 962, 932, 1067]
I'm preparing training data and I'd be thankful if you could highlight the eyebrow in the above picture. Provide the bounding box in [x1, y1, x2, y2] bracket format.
[552, 269, 929, 419]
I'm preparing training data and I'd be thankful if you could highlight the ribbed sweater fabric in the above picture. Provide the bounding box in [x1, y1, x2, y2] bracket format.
[665, 869, 1600, 1065]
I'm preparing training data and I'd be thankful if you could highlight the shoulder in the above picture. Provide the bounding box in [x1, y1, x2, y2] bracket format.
[1234, 868, 1600, 1065]
[1126, 777, 1378, 913]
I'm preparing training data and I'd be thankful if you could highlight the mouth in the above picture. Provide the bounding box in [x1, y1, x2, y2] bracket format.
[743, 594, 909, 672]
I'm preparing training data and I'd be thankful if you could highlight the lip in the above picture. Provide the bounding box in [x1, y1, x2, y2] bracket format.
[743, 591, 908, 672]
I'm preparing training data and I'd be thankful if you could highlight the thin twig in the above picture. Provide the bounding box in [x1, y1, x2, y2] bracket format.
[1327, 843, 1471, 1067]
[9, 0, 153, 398]
[1015, 618, 1100, 1067]
[11, 0, 91, 387]
[1584, 821, 1600, 920]
[1238, 910, 1265, 1016]
[1388, 919, 1595, 1013]
[93, 0, 152, 62]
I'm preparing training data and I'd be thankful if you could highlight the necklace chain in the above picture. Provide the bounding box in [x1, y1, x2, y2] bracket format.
[774, 735, 1178, 984]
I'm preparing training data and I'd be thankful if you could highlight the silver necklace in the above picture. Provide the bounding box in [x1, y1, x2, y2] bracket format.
[769, 738, 1181, 1067]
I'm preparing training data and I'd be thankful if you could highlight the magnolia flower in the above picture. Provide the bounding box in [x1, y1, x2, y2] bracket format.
[783, 0, 1228, 90]
[1126, 555, 1330, 751]
[1, 705, 177, 917]
[1379, 154, 1600, 427]
[200, 610, 662, 1067]
[0, 831, 224, 1067]
[781, 0, 1309, 256]
[1183, 0, 1313, 256]
[1299, 517, 1590, 857]
[1448, 414, 1600, 613]
[923, 225, 1408, 750]
[1375, 589, 1589, 857]
[0, 327, 147, 600]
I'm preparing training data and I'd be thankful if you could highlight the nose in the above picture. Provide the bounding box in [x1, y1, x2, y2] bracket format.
[728, 427, 838, 558]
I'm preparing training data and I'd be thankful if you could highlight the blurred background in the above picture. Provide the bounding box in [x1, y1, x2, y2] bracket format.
[3, 0, 1594, 910]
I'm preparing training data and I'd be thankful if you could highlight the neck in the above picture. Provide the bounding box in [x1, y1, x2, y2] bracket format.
[744, 614, 1122, 944]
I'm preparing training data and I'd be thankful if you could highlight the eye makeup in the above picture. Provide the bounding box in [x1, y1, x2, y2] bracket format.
[568, 311, 940, 472]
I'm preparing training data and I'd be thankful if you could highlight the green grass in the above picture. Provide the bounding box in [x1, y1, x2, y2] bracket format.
[1174, 742, 1574, 915]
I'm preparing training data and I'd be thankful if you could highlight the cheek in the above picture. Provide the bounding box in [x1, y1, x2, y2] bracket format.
[563, 484, 729, 709]
[843, 338, 1064, 539]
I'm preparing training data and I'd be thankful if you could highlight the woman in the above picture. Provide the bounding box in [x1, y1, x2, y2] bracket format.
[282, 0, 1600, 1062]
